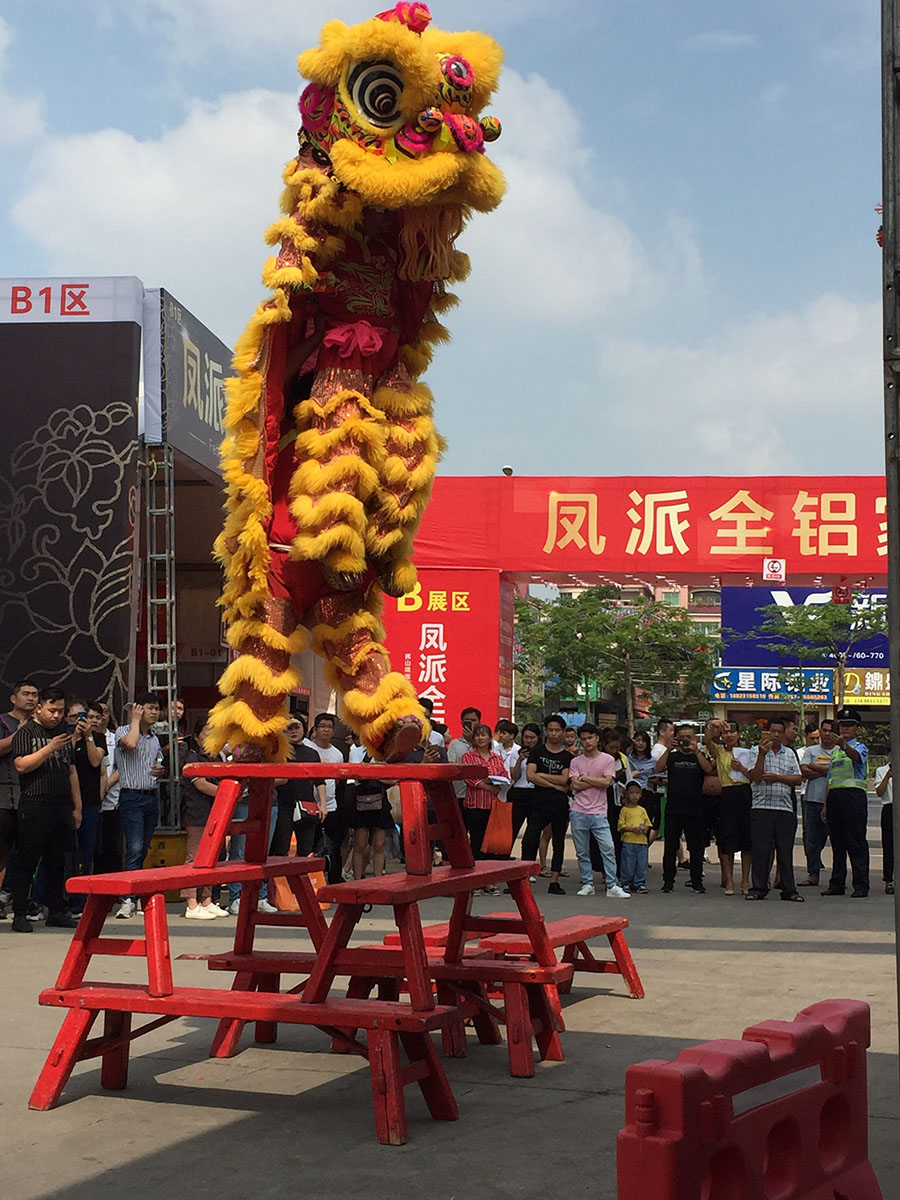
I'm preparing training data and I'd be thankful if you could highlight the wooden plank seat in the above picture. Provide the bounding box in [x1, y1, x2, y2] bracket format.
[31, 984, 460, 1145]
[202, 947, 574, 1078]
[478, 914, 645, 1000]
[317, 860, 537, 905]
[64, 856, 326, 894]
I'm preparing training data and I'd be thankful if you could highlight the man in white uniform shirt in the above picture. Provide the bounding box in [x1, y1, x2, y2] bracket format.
[798, 720, 836, 888]
[304, 713, 345, 883]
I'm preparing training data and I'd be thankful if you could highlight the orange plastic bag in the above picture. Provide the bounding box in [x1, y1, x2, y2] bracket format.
[481, 798, 513, 856]
[272, 834, 331, 911]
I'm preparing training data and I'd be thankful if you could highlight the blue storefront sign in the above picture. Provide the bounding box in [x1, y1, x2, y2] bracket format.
[721, 587, 888, 669]
[710, 666, 834, 704]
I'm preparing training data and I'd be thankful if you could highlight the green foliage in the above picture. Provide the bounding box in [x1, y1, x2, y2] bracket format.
[745, 595, 888, 708]
[514, 587, 719, 730]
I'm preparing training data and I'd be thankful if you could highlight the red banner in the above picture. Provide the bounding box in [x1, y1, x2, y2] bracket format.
[411, 476, 888, 579]
[381, 568, 504, 732]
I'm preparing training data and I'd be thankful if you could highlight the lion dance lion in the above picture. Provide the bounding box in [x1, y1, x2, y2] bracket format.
[206, 2, 504, 762]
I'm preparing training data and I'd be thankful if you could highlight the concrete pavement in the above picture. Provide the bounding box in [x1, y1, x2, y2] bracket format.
[1, 807, 897, 1200]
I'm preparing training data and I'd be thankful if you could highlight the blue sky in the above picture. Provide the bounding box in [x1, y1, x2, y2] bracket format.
[0, 0, 883, 475]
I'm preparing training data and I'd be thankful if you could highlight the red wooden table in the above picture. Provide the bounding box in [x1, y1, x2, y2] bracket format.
[189, 762, 567, 1074]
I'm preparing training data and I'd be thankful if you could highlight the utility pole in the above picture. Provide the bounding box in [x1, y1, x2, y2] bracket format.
[881, 0, 900, 1081]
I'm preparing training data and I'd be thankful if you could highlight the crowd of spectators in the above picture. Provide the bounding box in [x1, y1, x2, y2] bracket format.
[0, 681, 891, 932]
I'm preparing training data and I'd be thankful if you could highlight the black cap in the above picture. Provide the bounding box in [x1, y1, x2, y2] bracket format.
[835, 706, 862, 725]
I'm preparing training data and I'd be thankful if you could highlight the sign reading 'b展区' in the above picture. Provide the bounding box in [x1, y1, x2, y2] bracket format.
[380, 568, 510, 730]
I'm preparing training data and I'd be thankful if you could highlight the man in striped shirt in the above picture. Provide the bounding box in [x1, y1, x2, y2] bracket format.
[113, 692, 164, 918]
[747, 718, 803, 902]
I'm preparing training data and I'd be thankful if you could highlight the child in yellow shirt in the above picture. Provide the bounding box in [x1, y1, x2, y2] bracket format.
[618, 781, 652, 894]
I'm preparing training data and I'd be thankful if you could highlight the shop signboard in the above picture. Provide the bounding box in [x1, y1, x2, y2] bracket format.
[721, 587, 888, 669]
[710, 667, 834, 704]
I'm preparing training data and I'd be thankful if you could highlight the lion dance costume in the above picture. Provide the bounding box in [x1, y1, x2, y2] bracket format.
[206, 3, 504, 762]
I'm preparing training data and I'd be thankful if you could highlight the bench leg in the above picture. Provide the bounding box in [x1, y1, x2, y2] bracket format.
[558, 943, 576, 995]
[528, 985, 565, 1063]
[100, 1011, 132, 1090]
[210, 971, 255, 1058]
[435, 982, 468, 1057]
[608, 931, 645, 999]
[502, 982, 535, 1078]
[254, 974, 281, 1045]
[468, 984, 503, 1046]
[333, 976, 374, 1052]
[368, 1029, 408, 1145]
[399, 1031, 459, 1122]
[395, 903, 435, 1011]
[29, 1008, 98, 1110]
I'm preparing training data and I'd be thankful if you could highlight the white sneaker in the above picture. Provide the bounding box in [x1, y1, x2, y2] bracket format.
[228, 899, 240, 915]
[204, 902, 231, 917]
[116, 899, 136, 919]
[606, 885, 631, 900]
[257, 898, 278, 914]
[576, 883, 595, 896]
[184, 904, 217, 920]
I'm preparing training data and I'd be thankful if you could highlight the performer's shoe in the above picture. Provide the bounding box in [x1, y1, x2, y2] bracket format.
[370, 557, 412, 599]
[381, 715, 424, 763]
[321, 563, 366, 592]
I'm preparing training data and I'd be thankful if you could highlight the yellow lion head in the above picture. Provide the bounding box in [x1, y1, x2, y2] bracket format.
[297, 2, 504, 213]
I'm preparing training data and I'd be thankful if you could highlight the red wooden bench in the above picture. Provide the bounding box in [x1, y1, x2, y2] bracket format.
[478, 914, 645, 1000]
[203, 946, 574, 1078]
[34, 983, 460, 1145]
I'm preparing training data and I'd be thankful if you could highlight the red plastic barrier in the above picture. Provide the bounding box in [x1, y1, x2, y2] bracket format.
[617, 999, 883, 1200]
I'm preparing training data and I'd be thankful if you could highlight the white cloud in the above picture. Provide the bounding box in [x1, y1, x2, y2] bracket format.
[0, 17, 45, 144]
[600, 292, 882, 472]
[682, 30, 759, 53]
[111, 0, 557, 62]
[11, 89, 297, 341]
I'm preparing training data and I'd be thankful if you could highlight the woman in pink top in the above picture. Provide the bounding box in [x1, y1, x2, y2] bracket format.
[461, 725, 509, 884]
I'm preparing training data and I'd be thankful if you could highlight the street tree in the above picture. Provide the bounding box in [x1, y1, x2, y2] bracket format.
[514, 587, 719, 734]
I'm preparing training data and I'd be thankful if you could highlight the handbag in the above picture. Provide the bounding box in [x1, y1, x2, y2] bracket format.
[481, 796, 513, 855]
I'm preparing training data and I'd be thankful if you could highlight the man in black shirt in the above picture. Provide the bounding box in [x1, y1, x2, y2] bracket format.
[69, 700, 106, 895]
[522, 714, 572, 895]
[7, 687, 81, 932]
[656, 725, 715, 894]
[0, 678, 39, 896]
[272, 715, 326, 858]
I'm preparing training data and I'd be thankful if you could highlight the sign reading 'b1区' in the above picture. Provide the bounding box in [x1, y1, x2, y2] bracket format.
[381, 568, 513, 731]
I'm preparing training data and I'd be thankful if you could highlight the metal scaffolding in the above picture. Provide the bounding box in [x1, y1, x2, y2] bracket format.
[142, 443, 181, 830]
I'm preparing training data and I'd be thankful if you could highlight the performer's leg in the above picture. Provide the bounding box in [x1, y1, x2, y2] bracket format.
[366, 364, 443, 598]
[291, 372, 384, 590]
[307, 589, 422, 761]
[207, 594, 306, 760]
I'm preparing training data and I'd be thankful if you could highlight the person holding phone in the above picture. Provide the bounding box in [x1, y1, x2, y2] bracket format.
[655, 726, 715, 894]
[6, 687, 81, 933]
[67, 700, 107, 909]
[113, 692, 165, 919]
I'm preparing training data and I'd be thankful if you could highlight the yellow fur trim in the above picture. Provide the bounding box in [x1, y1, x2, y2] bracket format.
[371, 382, 434, 419]
[294, 418, 385, 462]
[289, 489, 367, 528]
[225, 619, 307, 655]
[218, 655, 302, 698]
[431, 289, 459, 315]
[291, 456, 380, 498]
[299, 20, 436, 117]
[205, 698, 291, 761]
[261, 258, 318, 292]
[380, 453, 438, 492]
[309, 608, 385, 655]
[330, 140, 464, 212]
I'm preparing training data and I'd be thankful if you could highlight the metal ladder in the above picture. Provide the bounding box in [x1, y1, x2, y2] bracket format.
[143, 444, 180, 830]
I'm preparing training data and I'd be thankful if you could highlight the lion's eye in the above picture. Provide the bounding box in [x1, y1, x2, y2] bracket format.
[348, 61, 404, 128]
